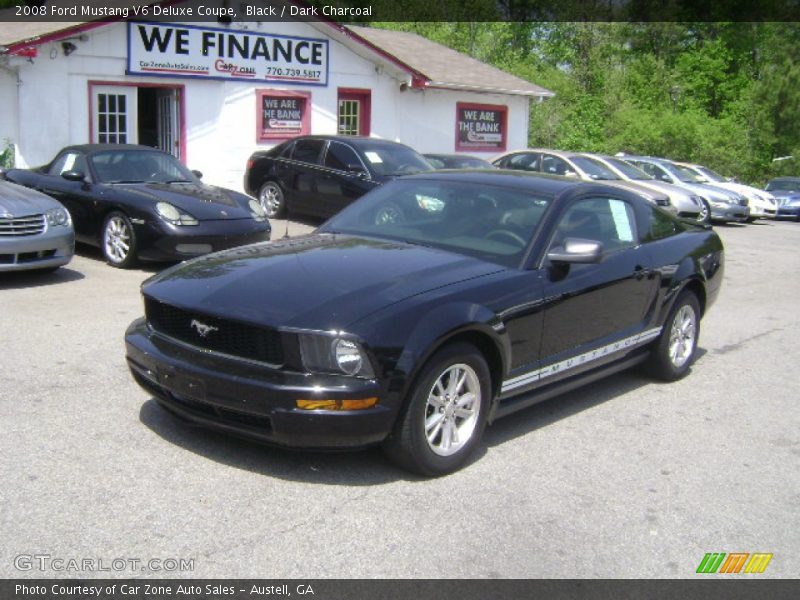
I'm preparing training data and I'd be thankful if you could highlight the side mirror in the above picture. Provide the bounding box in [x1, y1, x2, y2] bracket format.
[564, 171, 579, 179]
[346, 163, 368, 177]
[660, 174, 672, 183]
[61, 170, 86, 182]
[191, 170, 203, 179]
[547, 238, 604, 264]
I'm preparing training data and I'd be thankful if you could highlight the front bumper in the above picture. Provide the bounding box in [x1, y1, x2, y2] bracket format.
[125, 318, 396, 449]
[0, 226, 74, 271]
[134, 218, 271, 262]
[776, 206, 800, 219]
[710, 204, 749, 223]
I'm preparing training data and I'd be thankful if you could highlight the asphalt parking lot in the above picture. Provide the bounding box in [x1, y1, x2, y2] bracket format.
[1, 217, 798, 579]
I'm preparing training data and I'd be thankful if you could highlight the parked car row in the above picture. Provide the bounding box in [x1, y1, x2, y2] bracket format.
[2, 137, 796, 276]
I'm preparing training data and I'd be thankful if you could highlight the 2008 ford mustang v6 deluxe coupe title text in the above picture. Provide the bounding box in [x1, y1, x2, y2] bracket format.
[125, 171, 723, 476]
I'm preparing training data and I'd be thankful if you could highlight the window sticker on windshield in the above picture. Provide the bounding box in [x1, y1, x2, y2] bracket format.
[609, 199, 634, 242]
[364, 151, 383, 164]
[63, 153, 76, 172]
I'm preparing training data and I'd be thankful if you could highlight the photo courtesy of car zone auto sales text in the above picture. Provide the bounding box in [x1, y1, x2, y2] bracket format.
[0, 0, 798, 597]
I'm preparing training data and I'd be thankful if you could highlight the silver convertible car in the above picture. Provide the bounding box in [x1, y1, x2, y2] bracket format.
[0, 179, 74, 272]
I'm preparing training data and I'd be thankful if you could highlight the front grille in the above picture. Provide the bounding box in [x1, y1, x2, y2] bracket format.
[0, 214, 46, 236]
[145, 297, 284, 365]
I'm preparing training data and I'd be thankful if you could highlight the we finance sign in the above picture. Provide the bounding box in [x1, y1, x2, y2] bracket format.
[128, 22, 329, 86]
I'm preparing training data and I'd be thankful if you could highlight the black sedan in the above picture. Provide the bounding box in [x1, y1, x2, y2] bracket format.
[125, 171, 724, 475]
[244, 135, 432, 219]
[5, 145, 271, 268]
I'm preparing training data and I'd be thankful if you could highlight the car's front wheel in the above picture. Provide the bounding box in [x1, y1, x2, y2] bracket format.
[646, 291, 701, 381]
[697, 199, 711, 224]
[102, 211, 137, 268]
[259, 181, 286, 219]
[384, 342, 490, 476]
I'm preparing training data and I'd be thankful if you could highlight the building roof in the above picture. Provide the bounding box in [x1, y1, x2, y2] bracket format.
[345, 26, 553, 98]
[0, 18, 553, 98]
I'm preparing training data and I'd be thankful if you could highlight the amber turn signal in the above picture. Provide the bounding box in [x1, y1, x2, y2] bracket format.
[296, 398, 378, 411]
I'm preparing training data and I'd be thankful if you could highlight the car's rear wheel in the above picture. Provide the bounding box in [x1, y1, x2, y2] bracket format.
[259, 181, 286, 219]
[646, 291, 700, 381]
[384, 342, 490, 476]
[102, 211, 137, 268]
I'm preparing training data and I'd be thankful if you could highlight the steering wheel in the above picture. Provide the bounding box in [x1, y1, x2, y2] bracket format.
[485, 229, 527, 248]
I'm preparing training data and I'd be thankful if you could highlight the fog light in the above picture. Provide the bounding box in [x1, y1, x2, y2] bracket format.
[296, 398, 378, 411]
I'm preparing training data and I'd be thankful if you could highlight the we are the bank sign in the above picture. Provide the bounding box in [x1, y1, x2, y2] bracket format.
[127, 22, 329, 86]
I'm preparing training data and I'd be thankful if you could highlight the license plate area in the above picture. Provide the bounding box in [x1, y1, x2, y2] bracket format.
[157, 367, 206, 403]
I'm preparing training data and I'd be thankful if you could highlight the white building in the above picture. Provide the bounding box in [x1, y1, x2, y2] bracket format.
[0, 15, 552, 191]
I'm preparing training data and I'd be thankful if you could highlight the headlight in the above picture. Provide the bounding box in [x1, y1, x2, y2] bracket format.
[298, 333, 375, 378]
[248, 199, 267, 221]
[45, 207, 70, 227]
[155, 201, 198, 226]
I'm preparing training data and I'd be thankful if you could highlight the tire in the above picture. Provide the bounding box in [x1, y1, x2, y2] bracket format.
[259, 181, 286, 219]
[383, 342, 491, 476]
[102, 211, 138, 268]
[697, 199, 711, 224]
[645, 291, 701, 381]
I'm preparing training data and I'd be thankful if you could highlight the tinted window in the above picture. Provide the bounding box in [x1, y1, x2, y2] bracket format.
[325, 141, 362, 171]
[356, 141, 431, 177]
[320, 179, 552, 268]
[766, 179, 800, 192]
[48, 152, 87, 176]
[643, 205, 680, 241]
[606, 157, 652, 180]
[570, 156, 619, 180]
[505, 153, 539, 171]
[89, 150, 195, 184]
[541, 155, 576, 177]
[292, 139, 325, 164]
[552, 197, 638, 252]
[426, 156, 446, 169]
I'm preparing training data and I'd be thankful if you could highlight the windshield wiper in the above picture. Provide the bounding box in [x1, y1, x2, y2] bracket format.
[165, 179, 193, 184]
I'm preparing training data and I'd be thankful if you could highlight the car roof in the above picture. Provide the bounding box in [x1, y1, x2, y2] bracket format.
[394, 168, 635, 197]
[286, 135, 411, 147]
[59, 144, 167, 155]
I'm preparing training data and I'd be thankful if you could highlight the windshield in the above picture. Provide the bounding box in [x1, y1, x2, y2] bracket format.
[766, 179, 800, 192]
[320, 179, 552, 268]
[606, 157, 653, 180]
[570, 156, 620, 180]
[89, 150, 196, 184]
[357, 142, 433, 177]
[670, 163, 705, 184]
[696, 166, 726, 182]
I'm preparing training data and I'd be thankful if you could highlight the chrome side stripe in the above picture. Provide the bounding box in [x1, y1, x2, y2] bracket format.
[501, 327, 663, 393]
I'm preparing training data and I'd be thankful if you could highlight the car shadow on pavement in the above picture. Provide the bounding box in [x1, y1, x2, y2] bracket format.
[0, 266, 84, 289]
[138, 399, 406, 485]
[483, 348, 708, 449]
[75, 243, 176, 274]
[138, 348, 709, 483]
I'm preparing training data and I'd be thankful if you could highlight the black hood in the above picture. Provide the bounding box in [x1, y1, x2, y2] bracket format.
[143, 234, 504, 331]
[112, 182, 253, 220]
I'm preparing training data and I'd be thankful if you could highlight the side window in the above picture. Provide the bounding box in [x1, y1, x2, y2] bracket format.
[291, 139, 325, 165]
[552, 197, 638, 251]
[324, 141, 363, 171]
[507, 153, 539, 171]
[642, 205, 680, 242]
[48, 152, 86, 176]
[279, 141, 295, 159]
[541, 155, 575, 177]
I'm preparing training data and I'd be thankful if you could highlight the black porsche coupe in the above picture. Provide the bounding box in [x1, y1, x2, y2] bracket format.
[125, 171, 724, 475]
[4, 145, 271, 268]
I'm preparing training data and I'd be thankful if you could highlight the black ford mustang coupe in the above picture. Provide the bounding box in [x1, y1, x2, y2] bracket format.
[125, 171, 724, 475]
[5, 145, 271, 268]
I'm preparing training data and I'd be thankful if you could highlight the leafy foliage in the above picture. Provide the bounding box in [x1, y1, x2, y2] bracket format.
[372, 22, 799, 185]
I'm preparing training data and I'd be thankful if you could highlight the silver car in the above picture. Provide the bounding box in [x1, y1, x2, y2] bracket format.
[493, 149, 672, 208]
[581, 153, 706, 222]
[621, 156, 750, 223]
[0, 179, 74, 272]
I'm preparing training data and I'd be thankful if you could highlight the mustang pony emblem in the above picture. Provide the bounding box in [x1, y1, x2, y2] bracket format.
[190, 319, 219, 337]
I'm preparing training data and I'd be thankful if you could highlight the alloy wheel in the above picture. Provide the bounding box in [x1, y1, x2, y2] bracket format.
[668, 305, 697, 368]
[104, 215, 131, 264]
[424, 363, 481, 457]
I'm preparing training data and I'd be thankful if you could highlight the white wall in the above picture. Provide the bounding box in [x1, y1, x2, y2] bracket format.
[3, 20, 533, 190]
[0, 65, 18, 163]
